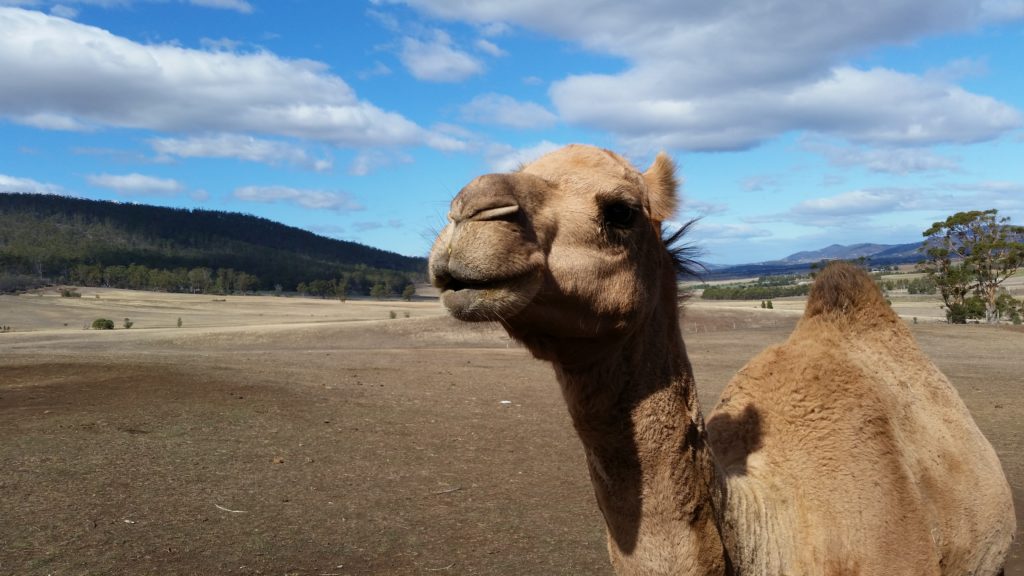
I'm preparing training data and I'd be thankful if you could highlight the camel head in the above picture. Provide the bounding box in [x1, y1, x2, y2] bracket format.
[429, 144, 685, 355]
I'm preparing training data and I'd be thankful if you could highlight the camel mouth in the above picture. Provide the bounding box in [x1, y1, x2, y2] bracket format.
[435, 270, 540, 322]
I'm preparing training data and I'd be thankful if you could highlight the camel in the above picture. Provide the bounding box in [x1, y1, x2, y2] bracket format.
[427, 144, 1016, 575]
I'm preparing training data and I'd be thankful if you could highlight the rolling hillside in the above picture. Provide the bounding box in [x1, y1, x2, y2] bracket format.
[0, 193, 425, 294]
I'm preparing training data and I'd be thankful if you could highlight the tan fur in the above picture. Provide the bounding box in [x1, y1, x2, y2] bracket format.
[428, 144, 1015, 575]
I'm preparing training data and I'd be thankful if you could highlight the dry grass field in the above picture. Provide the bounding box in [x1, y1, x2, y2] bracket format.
[1, 288, 1021, 575]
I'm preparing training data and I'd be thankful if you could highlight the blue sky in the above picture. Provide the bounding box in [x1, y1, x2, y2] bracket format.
[1, 1, 1022, 264]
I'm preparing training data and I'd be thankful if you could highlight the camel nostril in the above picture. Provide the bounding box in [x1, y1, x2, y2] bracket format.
[468, 204, 519, 222]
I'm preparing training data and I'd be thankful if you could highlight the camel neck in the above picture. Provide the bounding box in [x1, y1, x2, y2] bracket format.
[552, 301, 731, 575]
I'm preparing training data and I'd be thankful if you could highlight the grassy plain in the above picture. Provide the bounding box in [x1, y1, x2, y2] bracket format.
[1, 288, 1020, 574]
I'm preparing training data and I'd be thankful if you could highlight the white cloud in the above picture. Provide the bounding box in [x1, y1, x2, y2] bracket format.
[233, 185, 363, 211]
[740, 175, 781, 193]
[460, 93, 557, 130]
[87, 173, 183, 196]
[18, 112, 91, 131]
[150, 134, 333, 172]
[692, 222, 774, 242]
[349, 150, 412, 176]
[188, 0, 252, 13]
[0, 8, 459, 149]
[477, 21, 509, 37]
[679, 199, 728, 217]
[358, 61, 392, 80]
[551, 66, 1020, 152]
[399, 30, 483, 82]
[746, 187, 938, 227]
[3, 0, 256, 14]
[49, 4, 76, 18]
[486, 140, 562, 172]
[474, 38, 505, 57]
[802, 138, 960, 174]
[794, 189, 913, 217]
[353, 219, 402, 232]
[0, 173, 63, 194]
[387, 0, 1023, 151]
[199, 36, 244, 51]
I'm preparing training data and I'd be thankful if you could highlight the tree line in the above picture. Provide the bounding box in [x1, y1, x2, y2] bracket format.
[700, 282, 810, 300]
[66, 264, 260, 294]
[877, 277, 937, 295]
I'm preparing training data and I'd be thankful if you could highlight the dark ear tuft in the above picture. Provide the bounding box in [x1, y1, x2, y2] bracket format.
[663, 218, 704, 279]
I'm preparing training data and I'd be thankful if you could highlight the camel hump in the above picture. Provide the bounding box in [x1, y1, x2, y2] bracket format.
[804, 261, 889, 320]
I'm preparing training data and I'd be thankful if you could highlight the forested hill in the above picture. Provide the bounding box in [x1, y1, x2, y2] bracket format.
[0, 193, 425, 295]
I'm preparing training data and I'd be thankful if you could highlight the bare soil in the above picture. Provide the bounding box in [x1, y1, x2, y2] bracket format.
[1, 290, 1021, 575]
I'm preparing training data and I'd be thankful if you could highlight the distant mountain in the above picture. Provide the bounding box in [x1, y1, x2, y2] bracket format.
[779, 243, 911, 264]
[0, 193, 425, 294]
[704, 242, 923, 280]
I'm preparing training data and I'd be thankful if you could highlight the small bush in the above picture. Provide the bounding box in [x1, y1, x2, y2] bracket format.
[0, 325, 12, 333]
[123, 317, 134, 329]
[91, 318, 115, 330]
[389, 310, 397, 319]
[403, 311, 410, 318]
[60, 288, 82, 298]
[177, 317, 183, 328]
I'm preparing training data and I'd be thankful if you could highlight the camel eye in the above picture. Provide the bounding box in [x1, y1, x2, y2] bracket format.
[603, 202, 637, 229]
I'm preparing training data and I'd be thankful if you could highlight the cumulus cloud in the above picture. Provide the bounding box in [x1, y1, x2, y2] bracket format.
[49, 4, 76, 18]
[0, 8, 459, 149]
[0, 173, 63, 194]
[747, 187, 938, 227]
[353, 220, 403, 232]
[349, 150, 412, 176]
[150, 134, 333, 172]
[680, 199, 728, 217]
[386, 0, 1022, 151]
[86, 173, 183, 196]
[694, 222, 775, 241]
[740, 175, 781, 193]
[233, 185, 363, 211]
[474, 38, 505, 57]
[188, 0, 252, 13]
[399, 30, 484, 82]
[802, 138, 960, 174]
[486, 140, 562, 172]
[460, 93, 557, 129]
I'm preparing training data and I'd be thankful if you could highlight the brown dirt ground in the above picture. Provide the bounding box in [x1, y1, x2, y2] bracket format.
[1, 290, 1021, 575]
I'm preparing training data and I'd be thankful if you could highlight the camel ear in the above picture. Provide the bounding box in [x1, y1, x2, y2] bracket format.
[642, 152, 679, 223]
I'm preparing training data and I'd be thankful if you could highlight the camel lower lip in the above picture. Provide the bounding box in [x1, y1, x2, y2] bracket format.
[438, 273, 535, 321]
[439, 287, 494, 321]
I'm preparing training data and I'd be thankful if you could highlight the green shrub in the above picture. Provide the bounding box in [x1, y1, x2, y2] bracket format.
[91, 318, 114, 330]
[402, 284, 416, 301]
[123, 317, 134, 329]
[60, 288, 82, 298]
